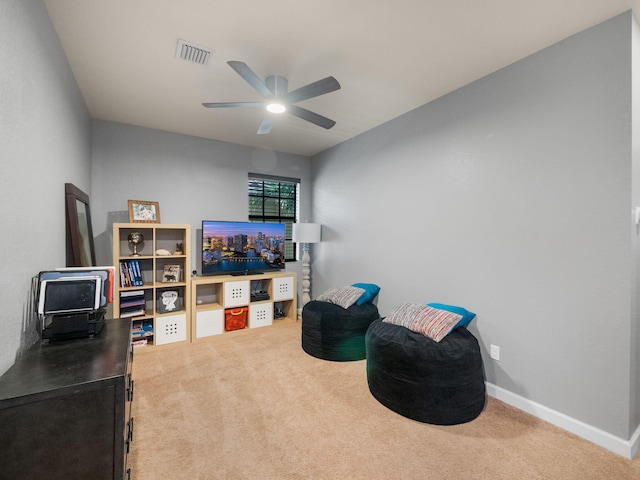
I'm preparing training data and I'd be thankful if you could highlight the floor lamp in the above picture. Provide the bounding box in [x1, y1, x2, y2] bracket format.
[292, 223, 322, 308]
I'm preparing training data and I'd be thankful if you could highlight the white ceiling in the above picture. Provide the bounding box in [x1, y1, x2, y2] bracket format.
[43, 0, 640, 157]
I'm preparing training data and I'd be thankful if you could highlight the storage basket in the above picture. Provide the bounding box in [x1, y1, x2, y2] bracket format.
[225, 307, 248, 331]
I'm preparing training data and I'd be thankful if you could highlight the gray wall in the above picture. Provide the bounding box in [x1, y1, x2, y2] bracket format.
[312, 12, 638, 442]
[0, 0, 91, 375]
[90, 121, 311, 285]
[632, 14, 640, 438]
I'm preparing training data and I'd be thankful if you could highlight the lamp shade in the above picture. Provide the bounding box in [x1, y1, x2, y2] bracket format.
[293, 223, 322, 243]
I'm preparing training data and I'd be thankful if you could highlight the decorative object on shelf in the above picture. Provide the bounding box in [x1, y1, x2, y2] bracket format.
[175, 242, 183, 254]
[292, 223, 322, 306]
[162, 264, 181, 283]
[128, 231, 144, 256]
[128, 199, 161, 223]
[157, 290, 181, 313]
[155, 248, 171, 256]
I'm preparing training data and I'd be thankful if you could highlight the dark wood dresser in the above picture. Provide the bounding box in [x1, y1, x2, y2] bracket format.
[0, 318, 134, 480]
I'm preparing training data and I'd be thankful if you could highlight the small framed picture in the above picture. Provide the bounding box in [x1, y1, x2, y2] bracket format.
[162, 264, 181, 283]
[128, 200, 161, 223]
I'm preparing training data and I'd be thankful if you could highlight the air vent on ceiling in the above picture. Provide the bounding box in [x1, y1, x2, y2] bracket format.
[175, 39, 212, 66]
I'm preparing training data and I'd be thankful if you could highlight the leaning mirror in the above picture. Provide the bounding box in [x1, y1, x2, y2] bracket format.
[65, 183, 96, 267]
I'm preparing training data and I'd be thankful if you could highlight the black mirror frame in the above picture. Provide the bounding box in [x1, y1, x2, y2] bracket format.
[65, 183, 97, 267]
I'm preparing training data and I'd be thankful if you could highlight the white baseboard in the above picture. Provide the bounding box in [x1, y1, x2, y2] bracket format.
[486, 383, 640, 460]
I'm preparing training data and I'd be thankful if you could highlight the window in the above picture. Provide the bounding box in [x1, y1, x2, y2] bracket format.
[248, 174, 299, 261]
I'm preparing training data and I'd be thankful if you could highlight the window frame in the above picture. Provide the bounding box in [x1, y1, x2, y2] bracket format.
[248, 173, 300, 262]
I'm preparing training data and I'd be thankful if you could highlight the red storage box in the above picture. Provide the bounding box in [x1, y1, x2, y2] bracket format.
[225, 307, 248, 331]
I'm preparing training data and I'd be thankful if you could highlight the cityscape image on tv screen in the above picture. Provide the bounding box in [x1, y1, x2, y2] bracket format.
[202, 221, 285, 276]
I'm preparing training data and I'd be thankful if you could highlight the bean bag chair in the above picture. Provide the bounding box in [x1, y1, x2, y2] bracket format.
[302, 300, 380, 361]
[365, 319, 486, 425]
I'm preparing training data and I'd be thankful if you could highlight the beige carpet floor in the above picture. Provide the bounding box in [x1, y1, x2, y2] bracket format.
[128, 320, 639, 479]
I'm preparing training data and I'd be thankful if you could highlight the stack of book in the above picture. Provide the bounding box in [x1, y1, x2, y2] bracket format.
[119, 290, 146, 318]
[131, 320, 154, 347]
[119, 260, 144, 287]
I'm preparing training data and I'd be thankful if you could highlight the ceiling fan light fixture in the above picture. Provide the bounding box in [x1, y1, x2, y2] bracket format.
[202, 61, 341, 133]
[266, 103, 286, 114]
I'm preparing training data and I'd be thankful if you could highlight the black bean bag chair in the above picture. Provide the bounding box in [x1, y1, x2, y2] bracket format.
[302, 300, 380, 361]
[365, 319, 486, 425]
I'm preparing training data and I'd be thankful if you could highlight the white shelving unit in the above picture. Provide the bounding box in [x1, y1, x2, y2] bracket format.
[112, 223, 191, 348]
[191, 271, 296, 341]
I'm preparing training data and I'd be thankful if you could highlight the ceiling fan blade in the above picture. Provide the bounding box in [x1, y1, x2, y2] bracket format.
[202, 102, 264, 108]
[287, 105, 336, 129]
[285, 76, 341, 103]
[227, 61, 273, 99]
[257, 115, 274, 135]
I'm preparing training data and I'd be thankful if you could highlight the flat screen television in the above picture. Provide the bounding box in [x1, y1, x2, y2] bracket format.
[202, 220, 286, 276]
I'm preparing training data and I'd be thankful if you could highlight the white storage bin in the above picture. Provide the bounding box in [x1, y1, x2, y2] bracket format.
[155, 313, 187, 345]
[224, 280, 250, 307]
[272, 276, 294, 301]
[196, 309, 224, 338]
[249, 303, 273, 328]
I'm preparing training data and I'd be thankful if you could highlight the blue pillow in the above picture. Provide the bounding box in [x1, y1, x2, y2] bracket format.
[352, 283, 380, 305]
[427, 303, 476, 329]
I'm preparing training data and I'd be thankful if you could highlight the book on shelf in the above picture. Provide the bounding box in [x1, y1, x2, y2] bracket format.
[132, 321, 153, 339]
[119, 260, 144, 287]
[120, 289, 145, 298]
[119, 290, 146, 318]
[120, 297, 146, 309]
[120, 308, 146, 318]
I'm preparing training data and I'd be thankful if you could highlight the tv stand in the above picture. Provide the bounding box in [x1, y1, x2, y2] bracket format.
[230, 270, 264, 276]
[191, 271, 296, 339]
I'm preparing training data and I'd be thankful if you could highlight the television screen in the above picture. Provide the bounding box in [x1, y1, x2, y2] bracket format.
[202, 220, 286, 276]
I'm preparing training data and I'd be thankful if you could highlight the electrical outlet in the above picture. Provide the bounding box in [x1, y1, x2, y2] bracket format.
[490, 344, 500, 361]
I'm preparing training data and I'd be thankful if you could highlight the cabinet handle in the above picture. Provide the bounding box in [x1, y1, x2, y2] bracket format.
[130, 416, 134, 442]
[126, 373, 132, 401]
[130, 379, 135, 402]
[126, 468, 131, 480]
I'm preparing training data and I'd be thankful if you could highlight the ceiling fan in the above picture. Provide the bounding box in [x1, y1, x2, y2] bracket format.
[202, 61, 341, 135]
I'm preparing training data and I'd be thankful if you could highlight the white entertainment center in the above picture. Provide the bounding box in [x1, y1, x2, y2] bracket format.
[113, 223, 296, 349]
[191, 271, 297, 340]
